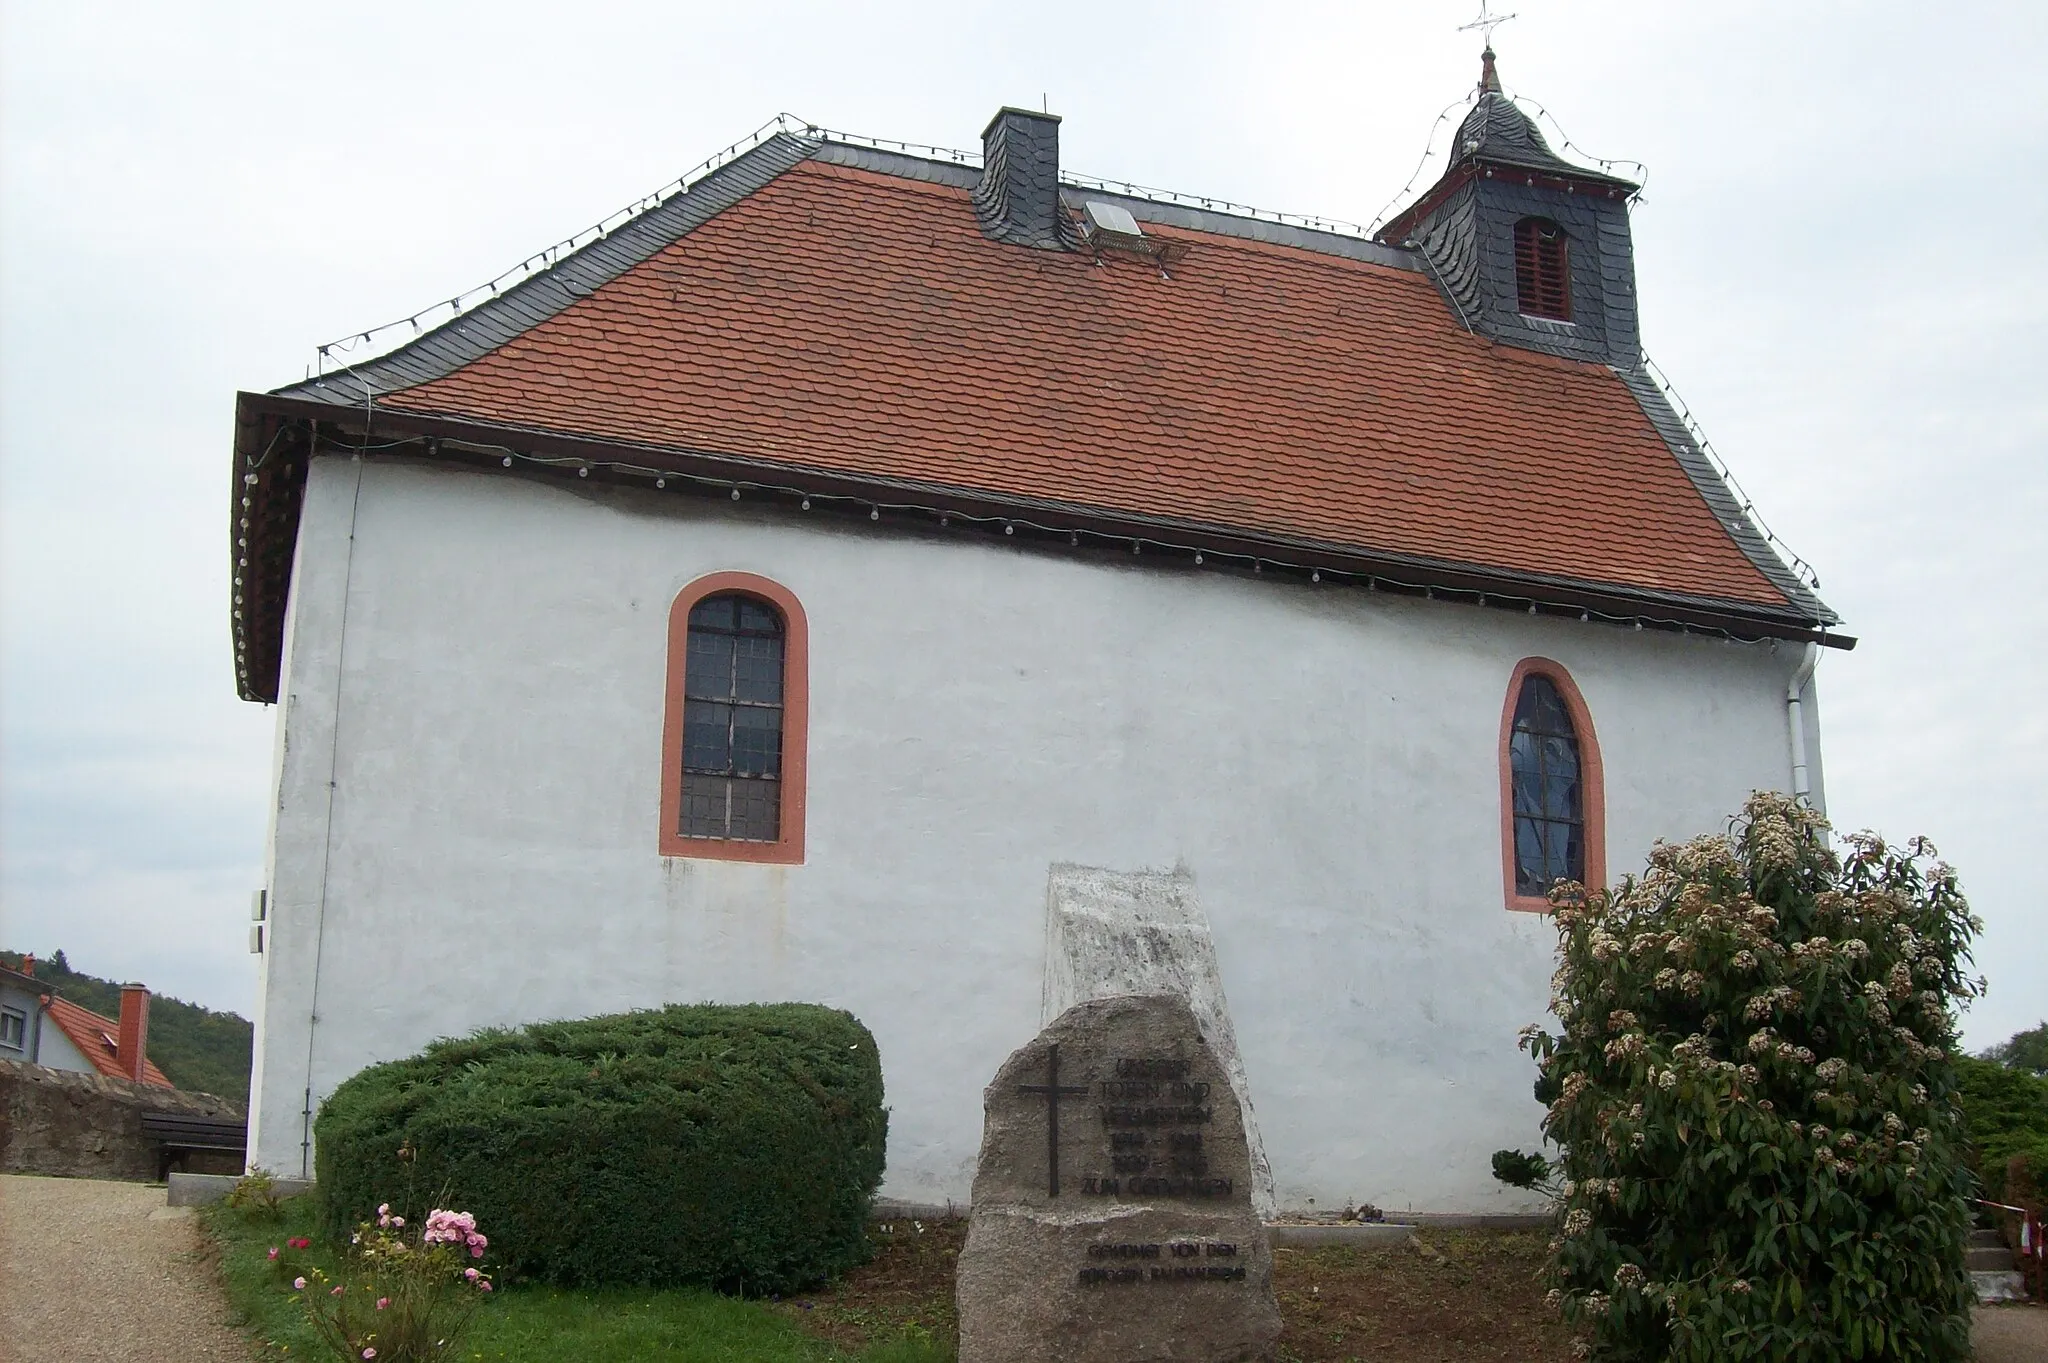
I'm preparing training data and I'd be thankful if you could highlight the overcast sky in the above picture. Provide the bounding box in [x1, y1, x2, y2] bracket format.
[2, 1, 2041, 1051]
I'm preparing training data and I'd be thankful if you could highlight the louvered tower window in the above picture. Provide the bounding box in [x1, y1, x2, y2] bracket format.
[1514, 217, 1571, 320]
[1509, 673, 1584, 895]
[680, 593, 785, 840]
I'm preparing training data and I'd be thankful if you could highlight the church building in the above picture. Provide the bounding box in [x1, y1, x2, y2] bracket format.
[229, 53, 1846, 1212]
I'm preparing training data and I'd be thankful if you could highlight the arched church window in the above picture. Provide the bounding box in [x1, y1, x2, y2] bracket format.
[1513, 217, 1570, 320]
[1499, 659, 1603, 909]
[660, 573, 808, 863]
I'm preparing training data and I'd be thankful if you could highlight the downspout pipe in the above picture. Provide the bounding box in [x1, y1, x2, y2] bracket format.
[1786, 643, 1820, 807]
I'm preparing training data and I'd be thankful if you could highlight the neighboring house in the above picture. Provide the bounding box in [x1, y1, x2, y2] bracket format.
[0, 962, 172, 1088]
[0, 964, 41, 1066]
[229, 52, 1845, 1208]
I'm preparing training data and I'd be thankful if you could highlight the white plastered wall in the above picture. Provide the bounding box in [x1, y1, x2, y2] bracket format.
[250, 455, 1825, 1210]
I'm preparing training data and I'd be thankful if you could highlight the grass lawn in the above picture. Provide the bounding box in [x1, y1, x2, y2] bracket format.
[206, 1198, 1572, 1362]
[203, 1196, 952, 1363]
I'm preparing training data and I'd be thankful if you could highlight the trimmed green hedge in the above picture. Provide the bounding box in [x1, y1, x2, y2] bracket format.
[315, 1003, 886, 1292]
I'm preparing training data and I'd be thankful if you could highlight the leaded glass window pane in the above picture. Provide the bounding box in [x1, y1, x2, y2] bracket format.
[1511, 674, 1585, 896]
[679, 593, 785, 840]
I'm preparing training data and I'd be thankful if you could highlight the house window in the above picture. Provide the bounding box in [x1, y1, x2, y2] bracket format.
[0, 1007, 24, 1051]
[1513, 217, 1570, 320]
[1499, 658, 1604, 910]
[660, 572, 809, 863]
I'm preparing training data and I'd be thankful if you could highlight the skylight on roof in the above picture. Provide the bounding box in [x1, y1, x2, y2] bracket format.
[1082, 201, 1142, 238]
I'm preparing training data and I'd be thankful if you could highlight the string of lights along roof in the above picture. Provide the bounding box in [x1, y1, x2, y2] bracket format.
[297, 104, 1802, 595]
[234, 50, 1847, 704]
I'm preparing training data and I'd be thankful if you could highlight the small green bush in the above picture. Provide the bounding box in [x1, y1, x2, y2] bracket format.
[315, 1003, 886, 1293]
[1954, 1053, 2048, 1207]
[1511, 793, 1980, 1361]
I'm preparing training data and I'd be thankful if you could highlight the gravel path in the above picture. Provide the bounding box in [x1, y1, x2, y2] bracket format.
[0, 1174, 252, 1362]
[1973, 1303, 2048, 1363]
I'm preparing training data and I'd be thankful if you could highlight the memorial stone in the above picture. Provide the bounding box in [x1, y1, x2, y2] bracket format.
[955, 994, 1282, 1363]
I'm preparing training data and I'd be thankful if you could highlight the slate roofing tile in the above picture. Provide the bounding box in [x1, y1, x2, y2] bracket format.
[351, 159, 1794, 610]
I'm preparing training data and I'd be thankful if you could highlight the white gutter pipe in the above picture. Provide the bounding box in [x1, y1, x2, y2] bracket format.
[1786, 643, 1820, 806]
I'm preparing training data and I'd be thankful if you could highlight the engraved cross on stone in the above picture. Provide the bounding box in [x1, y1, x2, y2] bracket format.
[1016, 1043, 1089, 1196]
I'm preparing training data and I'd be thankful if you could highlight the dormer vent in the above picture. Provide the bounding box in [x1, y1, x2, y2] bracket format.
[973, 108, 1079, 250]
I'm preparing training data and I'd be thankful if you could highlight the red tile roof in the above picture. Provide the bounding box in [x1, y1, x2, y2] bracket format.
[43, 996, 174, 1088]
[374, 159, 1788, 610]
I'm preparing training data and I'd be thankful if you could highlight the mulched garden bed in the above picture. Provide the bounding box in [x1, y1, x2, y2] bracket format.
[776, 1219, 1579, 1362]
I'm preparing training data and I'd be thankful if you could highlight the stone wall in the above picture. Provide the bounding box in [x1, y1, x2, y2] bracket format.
[0, 1058, 246, 1181]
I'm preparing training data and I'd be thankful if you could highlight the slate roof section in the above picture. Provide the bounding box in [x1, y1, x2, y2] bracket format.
[44, 997, 175, 1088]
[1452, 49, 1637, 189]
[237, 118, 1841, 700]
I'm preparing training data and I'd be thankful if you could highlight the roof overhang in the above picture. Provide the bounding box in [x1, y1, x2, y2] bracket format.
[1378, 157, 1638, 245]
[229, 392, 1852, 704]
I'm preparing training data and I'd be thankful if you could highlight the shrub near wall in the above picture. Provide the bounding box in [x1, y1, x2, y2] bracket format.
[315, 1003, 886, 1293]
[1954, 1054, 2048, 1208]
[1518, 794, 1980, 1362]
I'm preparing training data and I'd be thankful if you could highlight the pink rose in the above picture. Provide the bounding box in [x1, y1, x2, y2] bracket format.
[331, 1285, 345, 1296]
[362, 1350, 377, 1360]
[464, 1268, 479, 1282]
[376, 1297, 389, 1310]
[479, 1281, 492, 1293]
[378, 1204, 390, 1216]
[268, 1247, 279, 1260]
[293, 1277, 307, 1291]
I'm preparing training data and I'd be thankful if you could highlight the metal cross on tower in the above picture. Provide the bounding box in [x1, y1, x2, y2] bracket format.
[1458, 0, 1517, 44]
[1016, 1044, 1089, 1197]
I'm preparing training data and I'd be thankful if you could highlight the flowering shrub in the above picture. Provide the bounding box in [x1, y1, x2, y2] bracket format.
[1503, 793, 1980, 1361]
[287, 1200, 492, 1363]
[267, 1234, 315, 1284]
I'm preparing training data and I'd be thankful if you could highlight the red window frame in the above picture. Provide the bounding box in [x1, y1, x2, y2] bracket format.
[659, 572, 809, 864]
[1498, 657, 1604, 912]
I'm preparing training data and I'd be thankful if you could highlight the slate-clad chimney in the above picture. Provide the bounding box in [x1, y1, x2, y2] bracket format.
[1378, 49, 1643, 366]
[117, 983, 150, 1082]
[973, 108, 1079, 250]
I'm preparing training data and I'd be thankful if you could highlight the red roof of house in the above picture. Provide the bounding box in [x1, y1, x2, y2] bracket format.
[43, 996, 174, 1088]
[231, 128, 1840, 702]
[386, 160, 1781, 606]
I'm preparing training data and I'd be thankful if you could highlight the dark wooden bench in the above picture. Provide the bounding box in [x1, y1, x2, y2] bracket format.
[139, 1110, 247, 1181]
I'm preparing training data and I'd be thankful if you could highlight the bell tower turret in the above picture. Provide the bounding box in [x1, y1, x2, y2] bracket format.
[1379, 49, 1642, 365]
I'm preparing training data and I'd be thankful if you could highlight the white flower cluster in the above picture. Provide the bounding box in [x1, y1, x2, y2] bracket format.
[1603, 1033, 1647, 1063]
[1884, 953, 1916, 998]
[1743, 985, 1800, 1020]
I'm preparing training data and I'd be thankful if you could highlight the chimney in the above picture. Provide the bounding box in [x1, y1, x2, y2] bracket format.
[19, 953, 31, 977]
[971, 107, 1076, 250]
[117, 984, 151, 1083]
